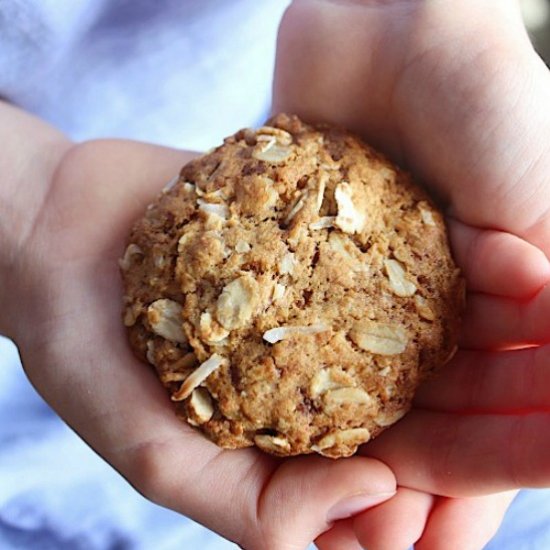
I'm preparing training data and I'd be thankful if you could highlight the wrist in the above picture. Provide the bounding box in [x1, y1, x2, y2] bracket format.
[0, 102, 72, 338]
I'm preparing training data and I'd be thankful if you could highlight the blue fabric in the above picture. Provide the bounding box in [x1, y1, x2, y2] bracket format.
[1, 1, 549, 548]
[0, 0, 288, 150]
[0, 338, 238, 550]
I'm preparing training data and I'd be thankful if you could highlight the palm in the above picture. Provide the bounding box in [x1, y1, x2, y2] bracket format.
[276, 0, 550, 497]
[18, 140, 402, 550]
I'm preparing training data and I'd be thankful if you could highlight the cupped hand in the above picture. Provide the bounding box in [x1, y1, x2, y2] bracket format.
[7, 138, 397, 550]
[275, 0, 550, 498]
[274, 0, 550, 547]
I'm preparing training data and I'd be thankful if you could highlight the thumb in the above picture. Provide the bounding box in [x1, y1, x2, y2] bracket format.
[248, 455, 396, 550]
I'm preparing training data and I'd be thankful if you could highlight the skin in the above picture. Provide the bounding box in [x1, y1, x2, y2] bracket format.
[0, 108, 397, 550]
[1, 0, 549, 548]
[274, 0, 550, 547]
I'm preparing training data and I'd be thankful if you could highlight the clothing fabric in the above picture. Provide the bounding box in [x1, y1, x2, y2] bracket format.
[1, 1, 549, 548]
[0, 0, 286, 150]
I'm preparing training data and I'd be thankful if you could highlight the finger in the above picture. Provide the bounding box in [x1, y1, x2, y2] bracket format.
[415, 491, 517, 550]
[120, 418, 397, 550]
[252, 455, 396, 550]
[414, 346, 550, 413]
[362, 409, 550, 497]
[353, 488, 434, 550]
[315, 519, 363, 550]
[448, 219, 550, 298]
[460, 283, 550, 349]
[316, 488, 434, 550]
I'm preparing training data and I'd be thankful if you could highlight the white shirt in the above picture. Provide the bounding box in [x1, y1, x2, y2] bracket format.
[0, 0, 288, 149]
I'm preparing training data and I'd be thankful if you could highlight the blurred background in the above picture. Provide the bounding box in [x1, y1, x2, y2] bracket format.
[0, 1, 549, 550]
[522, 0, 550, 62]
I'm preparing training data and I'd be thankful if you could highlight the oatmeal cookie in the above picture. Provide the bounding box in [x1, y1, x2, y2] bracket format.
[120, 114, 464, 458]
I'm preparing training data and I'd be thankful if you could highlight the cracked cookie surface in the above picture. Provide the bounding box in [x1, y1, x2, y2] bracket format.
[121, 114, 464, 458]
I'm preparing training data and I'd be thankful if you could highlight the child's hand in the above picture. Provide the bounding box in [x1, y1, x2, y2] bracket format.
[316, 489, 517, 550]
[275, 0, 550, 546]
[0, 125, 398, 550]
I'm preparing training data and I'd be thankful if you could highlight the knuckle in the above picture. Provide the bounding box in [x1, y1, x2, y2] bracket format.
[121, 439, 173, 508]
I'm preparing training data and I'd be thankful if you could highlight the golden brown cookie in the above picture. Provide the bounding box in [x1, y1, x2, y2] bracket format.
[120, 114, 463, 458]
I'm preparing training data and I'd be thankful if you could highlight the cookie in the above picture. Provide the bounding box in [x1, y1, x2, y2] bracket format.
[120, 114, 464, 458]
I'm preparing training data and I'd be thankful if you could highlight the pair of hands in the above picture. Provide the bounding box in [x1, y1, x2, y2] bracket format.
[2, 0, 550, 548]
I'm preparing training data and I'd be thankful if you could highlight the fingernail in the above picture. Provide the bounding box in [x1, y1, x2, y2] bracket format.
[326, 492, 395, 523]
